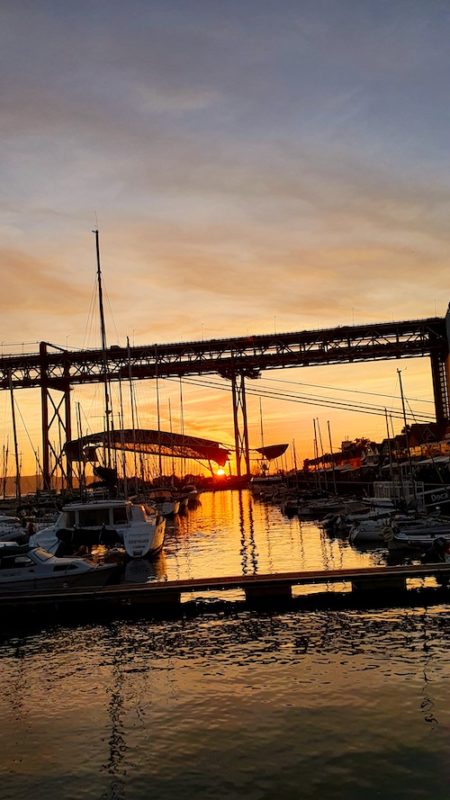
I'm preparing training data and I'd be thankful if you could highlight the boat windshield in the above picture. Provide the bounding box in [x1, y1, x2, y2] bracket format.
[73, 508, 111, 527]
[113, 506, 130, 524]
[33, 548, 54, 561]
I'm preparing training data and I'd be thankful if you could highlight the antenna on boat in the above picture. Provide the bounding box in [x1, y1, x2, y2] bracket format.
[93, 229, 112, 469]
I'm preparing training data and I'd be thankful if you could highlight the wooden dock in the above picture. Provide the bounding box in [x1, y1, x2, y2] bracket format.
[2, 562, 450, 622]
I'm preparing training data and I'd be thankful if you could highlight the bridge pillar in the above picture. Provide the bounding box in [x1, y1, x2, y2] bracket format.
[430, 304, 450, 423]
[40, 342, 73, 491]
[230, 372, 251, 477]
[431, 353, 449, 423]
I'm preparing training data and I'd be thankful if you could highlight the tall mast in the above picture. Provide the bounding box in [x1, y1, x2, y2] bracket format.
[169, 398, 175, 481]
[2, 438, 9, 499]
[127, 336, 138, 494]
[327, 420, 337, 496]
[316, 417, 328, 491]
[384, 408, 394, 483]
[259, 398, 265, 450]
[9, 373, 21, 500]
[397, 369, 417, 506]
[156, 372, 162, 479]
[93, 229, 112, 469]
[179, 377, 185, 480]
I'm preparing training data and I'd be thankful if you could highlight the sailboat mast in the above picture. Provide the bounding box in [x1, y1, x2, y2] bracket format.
[9, 373, 21, 500]
[169, 398, 176, 480]
[397, 369, 417, 506]
[327, 420, 337, 495]
[93, 229, 112, 469]
[384, 407, 394, 482]
[127, 336, 139, 494]
[156, 373, 163, 478]
[2, 439, 8, 499]
[179, 377, 185, 480]
[259, 398, 265, 450]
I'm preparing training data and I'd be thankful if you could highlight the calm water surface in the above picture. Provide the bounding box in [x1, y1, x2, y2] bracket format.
[1, 491, 450, 800]
[148, 489, 388, 584]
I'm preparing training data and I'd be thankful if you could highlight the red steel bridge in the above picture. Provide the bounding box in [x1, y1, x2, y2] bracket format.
[0, 310, 449, 486]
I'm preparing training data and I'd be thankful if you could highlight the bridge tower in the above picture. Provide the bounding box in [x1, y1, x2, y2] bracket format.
[40, 341, 73, 490]
[430, 304, 450, 424]
[220, 367, 259, 477]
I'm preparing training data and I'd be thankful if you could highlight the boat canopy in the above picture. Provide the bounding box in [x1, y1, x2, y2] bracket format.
[255, 444, 289, 461]
[65, 428, 231, 467]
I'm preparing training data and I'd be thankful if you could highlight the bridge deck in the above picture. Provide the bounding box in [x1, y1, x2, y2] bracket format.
[0, 315, 447, 389]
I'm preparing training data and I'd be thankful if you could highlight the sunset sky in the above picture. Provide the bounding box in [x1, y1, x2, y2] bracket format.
[1, 0, 449, 477]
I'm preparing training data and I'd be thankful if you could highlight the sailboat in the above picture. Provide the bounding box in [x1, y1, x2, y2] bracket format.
[249, 400, 289, 499]
[145, 385, 180, 517]
[31, 231, 166, 560]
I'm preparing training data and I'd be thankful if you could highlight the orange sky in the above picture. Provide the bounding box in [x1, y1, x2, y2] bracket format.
[1, 1, 449, 477]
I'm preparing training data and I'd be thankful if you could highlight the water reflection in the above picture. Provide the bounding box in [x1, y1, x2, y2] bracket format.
[123, 553, 168, 584]
[237, 491, 258, 575]
[160, 490, 390, 582]
[1, 607, 450, 798]
[103, 624, 127, 800]
[2, 491, 450, 799]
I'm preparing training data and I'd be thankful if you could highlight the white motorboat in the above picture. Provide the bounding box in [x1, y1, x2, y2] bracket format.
[0, 542, 118, 592]
[29, 499, 166, 559]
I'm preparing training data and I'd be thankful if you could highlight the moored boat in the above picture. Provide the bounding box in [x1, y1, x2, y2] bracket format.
[384, 515, 450, 549]
[29, 499, 165, 559]
[0, 542, 118, 592]
[146, 489, 180, 518]
[0, 514, 28, 544]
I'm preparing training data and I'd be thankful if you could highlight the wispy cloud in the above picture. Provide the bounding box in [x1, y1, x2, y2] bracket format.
[1, 0, 449, 469]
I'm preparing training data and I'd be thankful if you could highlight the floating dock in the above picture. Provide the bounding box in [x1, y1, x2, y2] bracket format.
[2, 562, 450, 623]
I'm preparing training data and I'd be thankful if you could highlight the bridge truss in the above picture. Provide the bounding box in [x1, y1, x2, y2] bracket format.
[0, 313, 449, 486]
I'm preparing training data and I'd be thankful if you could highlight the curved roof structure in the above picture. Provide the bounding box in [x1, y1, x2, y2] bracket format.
[255, 444, 289, 461]
[65, 428, 231, 467]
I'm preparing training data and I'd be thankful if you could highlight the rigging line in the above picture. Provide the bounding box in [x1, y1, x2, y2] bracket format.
[104, 287, 121, 345]
[161, 373, 421, 416]
[245, 379, 430, 417]
[79, 403, 96, 438]
[172, 379, 433, 423]
[82, 274, 99, 350]
[168, 376, 433, 422]
[14, 400, 44, 474]
[233, 387, 432, 422]
[257, 375, 435, 405]
[166, 375, 434, 421]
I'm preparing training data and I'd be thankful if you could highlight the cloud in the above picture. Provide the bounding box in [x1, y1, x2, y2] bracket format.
[1, 0, 449, 343]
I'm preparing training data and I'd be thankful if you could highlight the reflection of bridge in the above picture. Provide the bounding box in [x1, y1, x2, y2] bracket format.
[0, 310, 449, 485]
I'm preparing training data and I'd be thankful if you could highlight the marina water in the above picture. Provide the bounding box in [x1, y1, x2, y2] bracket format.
[1, 490, 450, 799]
